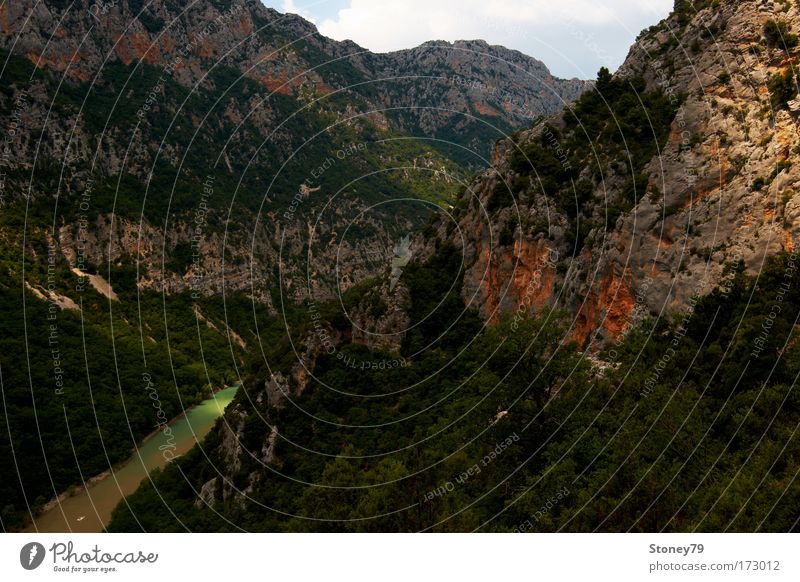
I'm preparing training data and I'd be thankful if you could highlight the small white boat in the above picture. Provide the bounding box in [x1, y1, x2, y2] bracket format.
[76, 516, 85, 522]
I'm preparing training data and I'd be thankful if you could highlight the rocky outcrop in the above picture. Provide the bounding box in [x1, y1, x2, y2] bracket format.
[349, 279, 411, 353]
[359, 39, 590, 164]
[429, 0, 800, 347]
[195, 477, 219, 509]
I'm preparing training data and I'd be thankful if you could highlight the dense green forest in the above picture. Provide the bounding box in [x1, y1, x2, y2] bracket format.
[0, 231, 284, 530]
[108, 243, 800, 532]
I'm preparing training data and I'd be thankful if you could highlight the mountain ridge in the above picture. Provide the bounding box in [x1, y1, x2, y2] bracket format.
[0, 0, 588, 303]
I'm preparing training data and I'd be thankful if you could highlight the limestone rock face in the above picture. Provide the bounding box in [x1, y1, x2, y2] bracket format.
[426, 1, 800, 347]
[360, 38, 590, 164]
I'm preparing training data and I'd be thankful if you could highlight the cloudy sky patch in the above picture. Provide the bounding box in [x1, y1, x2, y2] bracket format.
[262, 0, 673, 79]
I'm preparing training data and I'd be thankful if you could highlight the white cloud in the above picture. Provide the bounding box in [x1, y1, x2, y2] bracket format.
[281, 0, 318, 24]
[315, 0, 673, 78]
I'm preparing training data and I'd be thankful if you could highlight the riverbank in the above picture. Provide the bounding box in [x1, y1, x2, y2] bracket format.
[21, 385, 239, 533]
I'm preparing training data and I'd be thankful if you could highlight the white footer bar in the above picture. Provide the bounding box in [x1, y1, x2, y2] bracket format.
[1, 533, 796, 581]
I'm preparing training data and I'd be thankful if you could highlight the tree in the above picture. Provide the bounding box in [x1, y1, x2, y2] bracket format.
[768, 69, 797, 109]
[764, 19, 798, 48]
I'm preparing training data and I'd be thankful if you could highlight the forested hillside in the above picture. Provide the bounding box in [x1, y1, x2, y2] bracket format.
[109, 246, 800, 532]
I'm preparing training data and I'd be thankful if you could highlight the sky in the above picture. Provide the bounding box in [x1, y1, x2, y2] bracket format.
[261, 0, 674, 79]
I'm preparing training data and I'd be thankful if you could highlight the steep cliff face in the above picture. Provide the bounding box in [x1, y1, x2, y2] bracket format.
[359, 39, 589, 166]
[0, 0, 587, 304]
[423, 0, 800, 347]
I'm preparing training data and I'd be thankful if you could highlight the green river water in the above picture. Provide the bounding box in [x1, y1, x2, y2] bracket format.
[24, 385, 239, 533]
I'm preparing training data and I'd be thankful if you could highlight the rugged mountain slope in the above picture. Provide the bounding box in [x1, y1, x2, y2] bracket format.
[0, 0, 587, 305]
[106, 1, 800, 532]
[434, 0, 800, 347]
[358, 39, 589, 166]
